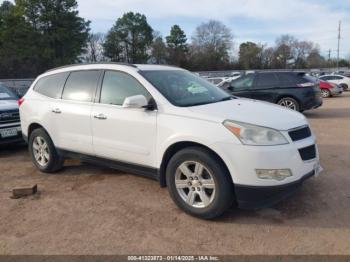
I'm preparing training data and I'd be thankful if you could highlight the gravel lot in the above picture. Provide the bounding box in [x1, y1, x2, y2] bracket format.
[0, 93, 350, 255]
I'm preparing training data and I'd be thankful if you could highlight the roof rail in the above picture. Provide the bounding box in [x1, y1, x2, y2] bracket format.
[45, 62, 138, 73]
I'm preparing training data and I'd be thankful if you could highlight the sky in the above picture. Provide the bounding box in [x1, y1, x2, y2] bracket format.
[2, 0, 349, 58]
[76, 0, 350, 59]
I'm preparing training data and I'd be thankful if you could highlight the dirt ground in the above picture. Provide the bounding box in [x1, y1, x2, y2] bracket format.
[0, 93, 350, 255]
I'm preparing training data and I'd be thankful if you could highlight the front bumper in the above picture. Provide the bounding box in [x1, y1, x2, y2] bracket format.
[211, 125, 321, 209]
[0, 124, 23, 145]
[235, 169, 315, 209]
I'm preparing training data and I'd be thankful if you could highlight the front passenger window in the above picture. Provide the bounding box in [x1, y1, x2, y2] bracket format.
[230, 74, 254, 91]
[100, 71, 151, 105]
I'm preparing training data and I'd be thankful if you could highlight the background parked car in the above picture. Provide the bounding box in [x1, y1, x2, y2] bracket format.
[0, 79, 34, 97]
[319, 80, 343, 98]
[319, 75, 350, 91]
[227, 71, 322, 112]
[0, 83, 22, 145]
[206, 76, 239, 89]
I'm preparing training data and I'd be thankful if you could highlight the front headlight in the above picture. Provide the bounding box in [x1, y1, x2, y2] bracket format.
[223, 120, 289, 146]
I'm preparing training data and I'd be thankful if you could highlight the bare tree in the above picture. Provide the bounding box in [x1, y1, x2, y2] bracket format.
[84, 33, 106, 62]
[190, 20, 234, 70]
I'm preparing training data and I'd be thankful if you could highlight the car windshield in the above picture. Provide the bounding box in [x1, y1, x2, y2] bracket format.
[0, 84, 17, 100]
[140, 70, 232, 107]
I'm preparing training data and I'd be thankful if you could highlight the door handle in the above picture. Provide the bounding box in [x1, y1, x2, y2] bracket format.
[94, 113, 107, 120]
[52, 108, 61, 114]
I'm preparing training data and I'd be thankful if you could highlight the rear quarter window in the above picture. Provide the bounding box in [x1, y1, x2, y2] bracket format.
[276, 73, 308, 87]
[34, 72, 69, 99]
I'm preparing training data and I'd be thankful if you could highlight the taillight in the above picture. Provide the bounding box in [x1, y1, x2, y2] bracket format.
[18, 97, 24, 107]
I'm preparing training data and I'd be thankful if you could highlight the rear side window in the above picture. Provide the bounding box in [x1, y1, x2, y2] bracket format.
[254, 73, 279, 89]
[62, 70, 101, 102]
[100, 71, 150, 106]
[320, 76, 331, 80]
[277, 73, 307, 86]
[34, 72, 69, 98]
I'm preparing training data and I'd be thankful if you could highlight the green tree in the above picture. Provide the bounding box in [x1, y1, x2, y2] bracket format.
[166, 24, 188, 66]
[0, 0, 90, 78]
[104, 12, 153, 63]
[0, 1, 42, 77]
[150, 33, 167, 64]
[17, 0, 90, 67]
[306, 48, 326, 68]
[238, 42, 263, 69]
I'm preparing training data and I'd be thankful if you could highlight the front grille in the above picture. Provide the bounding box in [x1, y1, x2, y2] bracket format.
[289, 126, 312, 141]
[298, 145, 316, 161]
[0, 110, 20, 124]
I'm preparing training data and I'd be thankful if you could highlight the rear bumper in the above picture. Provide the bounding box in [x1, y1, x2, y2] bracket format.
[235, 170, 315, 209]
[302, 97, 322, 111]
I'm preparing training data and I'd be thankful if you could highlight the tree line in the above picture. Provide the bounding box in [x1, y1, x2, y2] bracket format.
[0, 0, 348, 78]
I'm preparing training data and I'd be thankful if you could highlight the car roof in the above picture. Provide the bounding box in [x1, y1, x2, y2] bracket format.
[135, 64, 184, 71]
[43, 63, 183, 77]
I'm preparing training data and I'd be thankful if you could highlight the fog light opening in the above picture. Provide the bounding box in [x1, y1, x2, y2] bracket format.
[255, 169, 293, 181]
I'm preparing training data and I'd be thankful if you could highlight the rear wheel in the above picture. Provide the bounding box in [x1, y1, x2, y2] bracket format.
[29, 128, 64, 173]
[166, 147, 235, 219]
[340, 83, 348, 91]
[277, 97, 300, 111]
[321, 89, 331, 98]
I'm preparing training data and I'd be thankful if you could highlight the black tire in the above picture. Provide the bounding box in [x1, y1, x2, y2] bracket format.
[321, 89, 331, 98]
[166, 147, 235, 219]
[28, 128, 64, 173]
[277, 97, 300, 111]
[340, 83, 348, 91]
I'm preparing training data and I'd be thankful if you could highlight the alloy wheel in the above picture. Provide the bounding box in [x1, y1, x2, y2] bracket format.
[278, 98, 297, 110]
[321, 89, 330, 98]
[175, 161, 216, 208]
[32, 136, 50, 167]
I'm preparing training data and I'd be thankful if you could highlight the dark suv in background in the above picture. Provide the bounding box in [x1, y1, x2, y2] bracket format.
[227, 72, 322, 112]
[0, 83, 22, 145]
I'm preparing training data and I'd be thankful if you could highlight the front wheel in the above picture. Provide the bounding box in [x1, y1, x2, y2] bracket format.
[321, 89, 331, 98]
[166, 147, 235, 219]
[277, 97, 300, 111]
[28, 128, 64, 173]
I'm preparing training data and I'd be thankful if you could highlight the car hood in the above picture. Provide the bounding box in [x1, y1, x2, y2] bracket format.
[188, 98, 308, 131]
[0, 100, 19, 111]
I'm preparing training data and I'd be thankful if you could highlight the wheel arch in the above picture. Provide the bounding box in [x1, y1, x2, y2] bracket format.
[158, 141, 233, 187]
[28, 123, 46, 137]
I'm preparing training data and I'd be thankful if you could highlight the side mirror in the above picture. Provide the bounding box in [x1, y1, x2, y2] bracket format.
[122, 95, 148, 109]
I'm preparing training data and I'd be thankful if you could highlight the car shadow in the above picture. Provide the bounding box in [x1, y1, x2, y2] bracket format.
[0, 143, 27, 157]
[304, 107, 350, 119]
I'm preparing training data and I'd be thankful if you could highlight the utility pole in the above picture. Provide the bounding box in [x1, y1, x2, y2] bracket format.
[328, 49, 331, 60]
[336, 20, 341, 70]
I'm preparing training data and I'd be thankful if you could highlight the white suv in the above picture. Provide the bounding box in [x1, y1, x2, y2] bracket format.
[20, 63, 322, 219]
